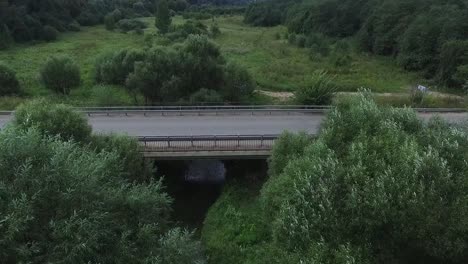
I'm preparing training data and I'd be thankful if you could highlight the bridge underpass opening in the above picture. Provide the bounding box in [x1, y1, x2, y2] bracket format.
[154, 159, 268, 229]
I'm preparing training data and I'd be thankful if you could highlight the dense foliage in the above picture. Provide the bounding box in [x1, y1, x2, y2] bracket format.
[203, 94, 468, 263]
[0, 63, 21, 96]
[13, 100, 92, 143]
[40, 55, 81, 94]
[156, 0, 172, 34]
[96, 34, 254, 104]
[1, 102, 206, 263]
[245, 0, 468, 89]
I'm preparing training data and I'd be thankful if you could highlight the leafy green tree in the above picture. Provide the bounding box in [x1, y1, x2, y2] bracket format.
[0, 63, 21, 95]
[0, 127, 207, 264]
[40, 55, 81, 95]
[95, 49, 145, 85]
[262, 93, 468, 263]
[436, 40, 468, 88]
[13, 100, 92, 143]
[189, 88, 223, 104]
[156, 0, 172, 34]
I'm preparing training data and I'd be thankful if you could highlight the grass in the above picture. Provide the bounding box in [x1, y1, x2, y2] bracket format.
[0, 15, 463, 109]
[210, 16, 424, 93]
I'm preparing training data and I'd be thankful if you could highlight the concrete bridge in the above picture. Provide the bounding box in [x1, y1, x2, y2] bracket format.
[0, 105, 466, 159]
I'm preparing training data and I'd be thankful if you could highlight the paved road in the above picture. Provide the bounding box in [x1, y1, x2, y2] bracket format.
[0, 112, 466, 136]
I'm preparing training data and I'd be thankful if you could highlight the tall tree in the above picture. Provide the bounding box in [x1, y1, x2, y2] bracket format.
[155, 0, 171, 34]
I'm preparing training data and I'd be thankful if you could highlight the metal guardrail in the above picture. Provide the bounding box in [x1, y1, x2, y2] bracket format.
[0, 105, 465, 116]
[138, 134, 279, 152]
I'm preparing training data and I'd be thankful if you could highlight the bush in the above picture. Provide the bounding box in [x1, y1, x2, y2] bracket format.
[40, 55, 80, 94]
[287, 33, 296, 45]
[210, 23, 221, 38]
[222, 63, 255, 102]
[116, 19, 147, 33]
[91, 85, 135, 106]
[42, 25, 58, 41]
[0, 24, 13, 50]
[67, 21, 81, 32]
[0, 63, 21, 96]
[189, 88, 223, 104]
[13, 100, 91, 143]
[95, 49, 145, 85]
[296, 34, 306, 48]
[295, 71, 336, 105]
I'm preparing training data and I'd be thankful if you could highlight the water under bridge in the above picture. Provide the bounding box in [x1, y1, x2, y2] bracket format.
[0, 105, 466, 159]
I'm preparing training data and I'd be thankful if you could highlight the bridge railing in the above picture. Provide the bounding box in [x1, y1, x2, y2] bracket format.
[0, 105, 465, 116]
[138, 134, 279, 152]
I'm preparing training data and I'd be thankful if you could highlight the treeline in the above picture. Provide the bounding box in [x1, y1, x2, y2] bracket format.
[0, 0, 244, 48]
[0, 0, 155, 46]
[245, 0, 468, 89]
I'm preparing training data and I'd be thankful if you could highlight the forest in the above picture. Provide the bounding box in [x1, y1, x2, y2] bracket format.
[0, 0, 467, 263]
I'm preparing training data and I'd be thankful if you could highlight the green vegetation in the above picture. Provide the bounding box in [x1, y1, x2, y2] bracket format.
[1, 102, 206, 264]
[156, 0, 172, 34]
[1, 14, 464, 109]
[244, 0, 468, 92]
[294, 70, 336, 105]
[0, 63, 20, 96]
[202, 93, 468, 263]
[40, 55, 81, 95]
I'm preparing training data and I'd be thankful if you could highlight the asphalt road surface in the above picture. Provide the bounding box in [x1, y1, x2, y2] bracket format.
[0, 112, 466, 137]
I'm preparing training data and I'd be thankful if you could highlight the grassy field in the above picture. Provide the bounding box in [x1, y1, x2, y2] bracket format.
[0, 15, 463, 109]
[210, 16, 423, 93]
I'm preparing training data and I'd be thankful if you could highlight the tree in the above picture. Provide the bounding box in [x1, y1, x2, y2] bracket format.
[42, 25, 58, 41]
[156, 0, 172, 34]
[0, 127, 206, 264]
[222, 62, 255, 102]
[13, 100, 92, 143]
[40, 55, 81, 94]
[261, 93, 468, 263]
[0, 63, 21, 95]
[0, 24, 13, 50]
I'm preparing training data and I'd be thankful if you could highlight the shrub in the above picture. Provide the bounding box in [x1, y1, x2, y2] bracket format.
[222, 63, 255, 102]
[295, 71, 336, 105]
[42, 25, 58, 41]
[287, 33, 296, 45]
[13, 100, 91, 142]
[116, 19, 147, 33]
[189, 88, 223, 104]
[95, 49, 145, 85]
[210, 23, 221, 37]
[296, 34, 306, 48]
[0, 63, 21, 96]
[40, 55, 80, 94]
[89, 133, 153, 182]
[67, 21, 81, 32]
[91, 85, 134, 106]
[0, 24, 13, 50]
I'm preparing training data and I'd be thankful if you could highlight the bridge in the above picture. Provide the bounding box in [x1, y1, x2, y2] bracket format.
[0, 105, 466, 159]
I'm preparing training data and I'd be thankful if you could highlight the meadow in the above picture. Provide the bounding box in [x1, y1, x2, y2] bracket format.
[0, 15, 463, 109]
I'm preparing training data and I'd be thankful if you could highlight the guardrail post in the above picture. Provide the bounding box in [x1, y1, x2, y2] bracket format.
[261, 135, 264, 147]
[237, 135, 240, 148]
[167, 137, 170, 148]
[214, 135, 217, 147]
[191, 136, 194, 148]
